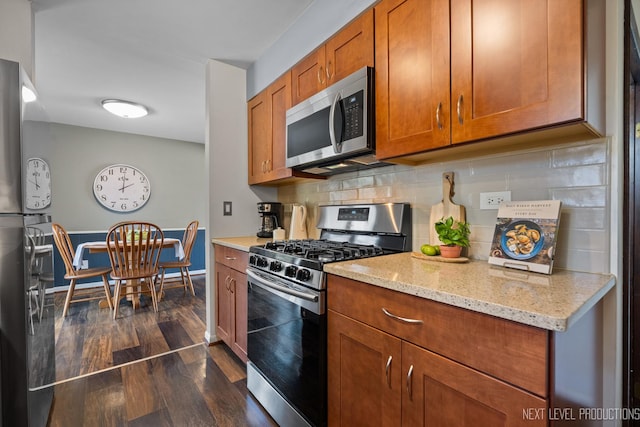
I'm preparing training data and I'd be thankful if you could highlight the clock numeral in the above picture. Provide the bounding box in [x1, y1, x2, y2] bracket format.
[133, 201, 139, 208]
[95, 184, 103, 191]
[121, 203, 127, 210]
[101, 195, 107, 202]
[100, 174, 109, 182]
[120, 167, 128, 174]
[108, 168, 115, 175]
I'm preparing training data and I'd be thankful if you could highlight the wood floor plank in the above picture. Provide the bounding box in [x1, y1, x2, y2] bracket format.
[80, 326, 113, 373]
[48, 374, 88, 427]
[122, 361, 164, 421]
[149, 352, 216, 426]
[128, 407, 174, 427]
[157, 319, 194, 350]
[207, 343, 247, 384]
[82, 370, 127, 427]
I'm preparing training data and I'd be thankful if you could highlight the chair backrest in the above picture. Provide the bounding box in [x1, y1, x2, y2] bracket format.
[26, 226, 47, 273]
[51, 223, 78, 277]
[181, 220, 199, 262]
[24, 233, 36, 277]
[106, 221, 164, 280]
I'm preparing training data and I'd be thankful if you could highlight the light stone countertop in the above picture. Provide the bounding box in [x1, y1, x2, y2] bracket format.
[211, 236, 271, 252]
[323, 252, 615, 332]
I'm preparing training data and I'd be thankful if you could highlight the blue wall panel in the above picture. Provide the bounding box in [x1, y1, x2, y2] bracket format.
[53, 228, 206, 287]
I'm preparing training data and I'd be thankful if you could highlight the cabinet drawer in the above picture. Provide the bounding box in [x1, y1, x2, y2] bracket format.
[327, 274, 549, 397]
[214, 245, 248, 272]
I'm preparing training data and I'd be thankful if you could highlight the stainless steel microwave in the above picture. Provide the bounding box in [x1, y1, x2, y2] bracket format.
[285, 66, 384, 175]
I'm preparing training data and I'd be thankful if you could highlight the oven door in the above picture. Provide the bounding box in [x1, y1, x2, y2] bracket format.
[246, 268, 326, 427]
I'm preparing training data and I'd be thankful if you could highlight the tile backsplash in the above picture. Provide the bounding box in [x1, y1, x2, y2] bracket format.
[278, 138, 610, 274]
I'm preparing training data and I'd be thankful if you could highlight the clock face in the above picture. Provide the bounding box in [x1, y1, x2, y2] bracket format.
[93, 164, 151, 212]
[25, 157, 51, 210]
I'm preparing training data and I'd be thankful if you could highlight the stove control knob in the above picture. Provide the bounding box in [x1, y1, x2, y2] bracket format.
[284, 265, 298, 278]
[249, 255, 257, 265]
[296, 268, 312, 282]
[270, 261, 283, 272]
[257, 257, 269, 268]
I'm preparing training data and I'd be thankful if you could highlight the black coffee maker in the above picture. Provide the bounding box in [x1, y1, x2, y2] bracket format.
[257, 202, 283, 238]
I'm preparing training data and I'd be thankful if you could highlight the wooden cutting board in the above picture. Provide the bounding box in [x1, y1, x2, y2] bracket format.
[429, 172, 466, 246]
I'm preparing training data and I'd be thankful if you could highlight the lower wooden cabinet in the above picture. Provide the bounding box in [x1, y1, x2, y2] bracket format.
[328, 310, 545, 427]
[328, 274, 550, 426]
[214, 244, 248, 362]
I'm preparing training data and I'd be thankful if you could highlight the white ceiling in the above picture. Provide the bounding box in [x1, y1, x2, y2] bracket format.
[30, 0, 314, 144]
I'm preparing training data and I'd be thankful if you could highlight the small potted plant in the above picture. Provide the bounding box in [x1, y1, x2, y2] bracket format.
[434, 216, 470, 258]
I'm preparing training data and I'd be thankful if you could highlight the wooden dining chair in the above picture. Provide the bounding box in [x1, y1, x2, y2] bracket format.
[156, 220, 199, 299]
[106, 221, 164, 319]
[25, 226, 54, 321]
[51, 223, 114, 317]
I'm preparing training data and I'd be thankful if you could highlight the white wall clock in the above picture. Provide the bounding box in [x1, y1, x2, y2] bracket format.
[25, 157, 51, 210]
[93, 164, 151, 212]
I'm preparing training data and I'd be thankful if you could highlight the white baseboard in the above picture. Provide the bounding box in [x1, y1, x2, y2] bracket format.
[49, 269, 206, 293]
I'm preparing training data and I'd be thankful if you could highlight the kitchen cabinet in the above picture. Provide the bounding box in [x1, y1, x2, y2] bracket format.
[291, 9, 374, 106]
[214, 244, 248, 362]
[328, 274, 602, 426]
[247, 72, 291, 185]
[248, 72, 321, 185]
[374, 0, 604, 161]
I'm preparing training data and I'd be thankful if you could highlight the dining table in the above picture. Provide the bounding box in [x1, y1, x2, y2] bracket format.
[72, 238, 185, 309]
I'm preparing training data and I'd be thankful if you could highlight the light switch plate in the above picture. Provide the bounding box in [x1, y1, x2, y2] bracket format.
[223, 201, 232, 216]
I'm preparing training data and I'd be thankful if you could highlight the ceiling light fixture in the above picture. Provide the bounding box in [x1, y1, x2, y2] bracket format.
[101, 99, 148, 118]
[22, 86, 36, 103]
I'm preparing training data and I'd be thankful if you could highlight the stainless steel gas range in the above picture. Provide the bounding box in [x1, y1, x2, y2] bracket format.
[246, 203, 411, 427]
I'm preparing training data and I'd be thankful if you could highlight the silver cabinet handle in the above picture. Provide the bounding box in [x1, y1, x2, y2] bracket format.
[326, 61, 333, 81]
[229, 277, 235, 294]
[224, 275, 231, 291]
[385, 355, 393, 388]
[436, 102, 443, 130]
[381, 307, 424, 324]
[406, 365, 414, 400]
[225, 256, 237, 261]
[456, 94, 464, 125]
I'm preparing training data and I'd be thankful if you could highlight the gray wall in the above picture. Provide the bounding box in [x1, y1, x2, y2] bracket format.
[0, 0, 33, 79]
[205, 59, 276, 342]
[246, 0, 376, 98]
[42, 123, 206, 231]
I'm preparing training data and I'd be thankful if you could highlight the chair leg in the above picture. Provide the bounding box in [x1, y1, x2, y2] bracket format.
[62, 279, 77, 318]
[185, 267, 195, 296]
[102, 274, 113, 310]
[146, 277, 158, 312]
[178, 268, 187, 294]
[113, 280, 122, 319]
[158, 268, 166, 301]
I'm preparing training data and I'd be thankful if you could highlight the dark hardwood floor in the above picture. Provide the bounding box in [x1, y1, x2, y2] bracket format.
[48, 275, 277, 426]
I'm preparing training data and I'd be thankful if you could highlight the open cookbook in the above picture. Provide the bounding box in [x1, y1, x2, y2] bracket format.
[488, 200, 562, 274]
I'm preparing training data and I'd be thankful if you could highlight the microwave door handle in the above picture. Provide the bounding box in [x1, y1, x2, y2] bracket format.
[329, 91, 342, 154]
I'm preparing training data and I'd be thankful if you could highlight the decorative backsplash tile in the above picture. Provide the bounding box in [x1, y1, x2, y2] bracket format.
[278, 138, 610, 274]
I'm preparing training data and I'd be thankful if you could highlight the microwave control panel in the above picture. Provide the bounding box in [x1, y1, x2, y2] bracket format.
[342, 90, 364, 140]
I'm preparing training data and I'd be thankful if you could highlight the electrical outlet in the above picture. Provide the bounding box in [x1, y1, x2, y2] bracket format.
[480, 191, 511, 210]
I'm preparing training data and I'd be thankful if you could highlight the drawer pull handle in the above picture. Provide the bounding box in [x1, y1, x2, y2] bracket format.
[456, 94, 464, 125]
[382, 308, 424, 324]
[385, 355, 392, 388]
[225, 256, 237, 261]
[406, 364, 414, 400]
[436, 102, 443, 130]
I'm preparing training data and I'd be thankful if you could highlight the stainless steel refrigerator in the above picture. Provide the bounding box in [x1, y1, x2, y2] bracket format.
[0, 58, 55, 426]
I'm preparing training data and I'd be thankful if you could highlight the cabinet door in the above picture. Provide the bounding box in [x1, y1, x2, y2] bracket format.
[375, 0, 451, 160]
[450, 0, 582, 143]
[401, 341, 547, 426]
[215, 262, 232, 344]
[247, 90, 271, 184]
[266, 72, 292, 181]
[328, 310, 402, 427]
[325, 9, 374, 86]
[291, 47, 326, 106]
[229, 267, 248, 362]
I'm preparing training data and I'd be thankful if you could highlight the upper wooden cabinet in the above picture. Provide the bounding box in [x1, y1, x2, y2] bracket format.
[291, 9, 374, 106]
[248, 72, 297, 185]
[375, 0, 603, 161]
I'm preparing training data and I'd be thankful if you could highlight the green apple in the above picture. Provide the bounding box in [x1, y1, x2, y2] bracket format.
[421, 244, 437, 256]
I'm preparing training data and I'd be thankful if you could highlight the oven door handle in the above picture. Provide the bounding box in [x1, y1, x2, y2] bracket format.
[246, 269, 318, 302]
